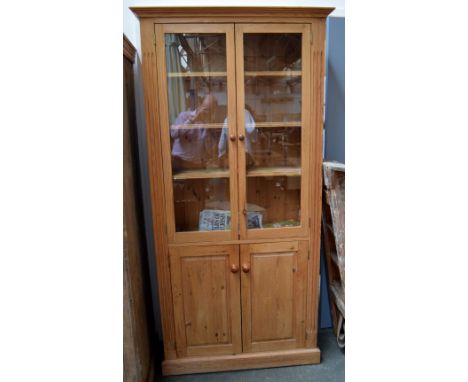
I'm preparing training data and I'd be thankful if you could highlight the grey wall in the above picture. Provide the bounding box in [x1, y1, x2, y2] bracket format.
[325, 17, 345, 164]
[319, 16, 345, 329]
[133, 57, 164, 357]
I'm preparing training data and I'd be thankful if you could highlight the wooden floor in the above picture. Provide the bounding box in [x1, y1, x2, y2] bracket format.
[155, 329, 344, 382]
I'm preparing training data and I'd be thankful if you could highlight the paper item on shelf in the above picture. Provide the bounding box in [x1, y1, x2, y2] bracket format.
[247, 211, 263, 229]
[199, 210, 231, 231]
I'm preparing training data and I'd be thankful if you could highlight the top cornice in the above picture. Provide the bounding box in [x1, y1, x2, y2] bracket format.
[130, 6, 335, 19]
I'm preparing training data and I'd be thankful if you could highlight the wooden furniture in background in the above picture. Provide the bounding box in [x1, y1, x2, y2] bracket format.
[123, 34, 154, 382]
[321, 161, 345, 348]
[131, 7, 334, 375]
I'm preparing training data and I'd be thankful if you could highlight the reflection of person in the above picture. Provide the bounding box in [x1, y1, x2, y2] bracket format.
[171, 94, 218, 168]
[218, 108, 257, 163]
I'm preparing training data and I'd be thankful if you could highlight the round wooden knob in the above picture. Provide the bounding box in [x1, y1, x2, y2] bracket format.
[242, 263, 250, 273]
[229, 135, 236, 142]
[238, 134, 245, 141]
[230, 264, 239, 273]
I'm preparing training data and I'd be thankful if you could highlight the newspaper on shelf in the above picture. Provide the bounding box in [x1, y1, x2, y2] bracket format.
[199, 209, 263, 231]
[199, 210, 231, 231]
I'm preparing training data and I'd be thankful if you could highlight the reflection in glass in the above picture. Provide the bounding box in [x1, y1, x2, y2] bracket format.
[247, 126, 301, 169]
[165, 33, 231, 233]
[246, 176, 301, 229]
[173, 179, 231, 232]
[243, 33, 303, 229]
[245, 76, 301, 124]
[243, 34, 301, 72]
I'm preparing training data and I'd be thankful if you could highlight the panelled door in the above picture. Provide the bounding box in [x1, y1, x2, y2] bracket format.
[240, 241, 309, 352]
[154, 24, 239, 244]
[235, 24, 312, 240]
[169, 245, 242, 357]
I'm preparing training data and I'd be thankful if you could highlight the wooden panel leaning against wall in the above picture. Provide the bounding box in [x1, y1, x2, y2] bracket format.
[123, 34, 155, 382]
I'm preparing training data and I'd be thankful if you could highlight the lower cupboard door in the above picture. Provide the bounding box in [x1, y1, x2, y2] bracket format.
[169, 245, 242, 357]
[240, 241, 308, 352]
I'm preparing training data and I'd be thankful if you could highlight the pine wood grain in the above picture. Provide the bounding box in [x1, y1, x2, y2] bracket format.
[169, 245, 242, 358]
[139, 19, 177, 359]
[167, 71, 227, 77]
[131, 6, 334, 19]
[172, 168, 229, 180]
[246, 166, 301, 177]
[134, 7, 331, 374]
[162, 347, 320, 375]
[245, 70, 302, 77]
[305, 18, 327, 348]
[241, 241, 307, 353]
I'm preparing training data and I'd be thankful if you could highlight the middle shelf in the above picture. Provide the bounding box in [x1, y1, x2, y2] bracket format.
[170, 121, 302, 130]
[172, 166, 301, 180]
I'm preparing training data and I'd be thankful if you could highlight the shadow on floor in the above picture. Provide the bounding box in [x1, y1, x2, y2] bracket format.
[155, 329, 344, 382]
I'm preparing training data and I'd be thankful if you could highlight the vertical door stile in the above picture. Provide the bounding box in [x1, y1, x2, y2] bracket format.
[235, 24, 248, 239]
[226, 24, 240, 242]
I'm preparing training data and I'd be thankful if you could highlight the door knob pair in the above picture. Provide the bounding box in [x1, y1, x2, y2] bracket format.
[230, 263, 250, 273]
[229, 134, 245, 142]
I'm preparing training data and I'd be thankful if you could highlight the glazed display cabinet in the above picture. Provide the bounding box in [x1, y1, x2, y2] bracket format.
[131, 6, 334, 375]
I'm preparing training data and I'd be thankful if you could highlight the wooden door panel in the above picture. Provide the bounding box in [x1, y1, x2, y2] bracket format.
[241, 241, 308, 352]
[251, 252, 295, 341]
[170, 245, 241, 357]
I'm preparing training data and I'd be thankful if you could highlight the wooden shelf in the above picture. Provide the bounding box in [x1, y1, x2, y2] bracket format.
[172, 168, 229, 180]
[170, 123, 224, 130]
[255, 121, 301, 128]
[167, 71, 227, 78]
[247, 166, 301, 177]
[245, 70, 301, 77]
[171, 122, 301, 130]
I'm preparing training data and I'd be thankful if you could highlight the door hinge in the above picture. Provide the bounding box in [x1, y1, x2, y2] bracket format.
[308, 249, 310, 260]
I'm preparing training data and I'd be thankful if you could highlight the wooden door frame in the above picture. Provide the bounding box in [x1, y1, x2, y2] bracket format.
[154, 23, 239, 244]
[235, 23, 311, 240]
[169, 244, 242, 357]
[240, 241, 308, 353]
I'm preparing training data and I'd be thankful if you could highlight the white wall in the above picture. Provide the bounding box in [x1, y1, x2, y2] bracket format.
[124, 0, 345, 51]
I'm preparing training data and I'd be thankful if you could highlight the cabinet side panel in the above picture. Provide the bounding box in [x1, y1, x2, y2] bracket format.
[139, 19, 177, 359]
[306, 18, 326, 348]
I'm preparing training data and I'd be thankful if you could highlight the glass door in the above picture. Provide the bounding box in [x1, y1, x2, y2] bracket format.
[155, 24, 238, 243]
[235, 24, 311, 239]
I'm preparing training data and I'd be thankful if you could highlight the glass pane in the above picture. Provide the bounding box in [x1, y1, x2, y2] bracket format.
[173, 179, 231, 232]
[246, 176, 301, 229]
[165, 33, 231, 233]
[244, 33, 301, 124]
[243, 33, 302, 229]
